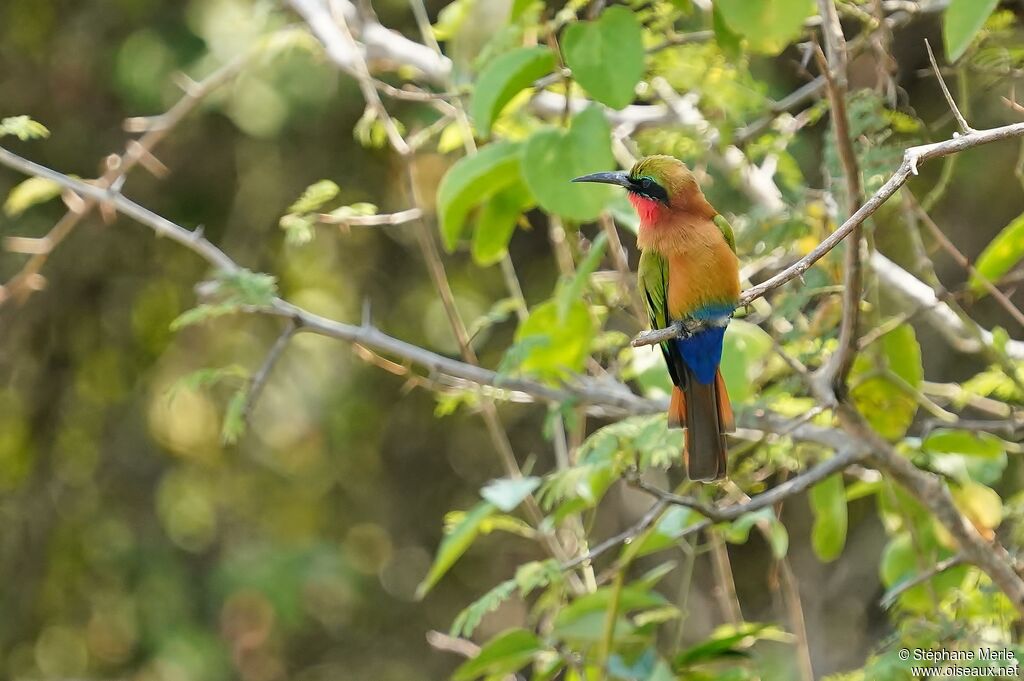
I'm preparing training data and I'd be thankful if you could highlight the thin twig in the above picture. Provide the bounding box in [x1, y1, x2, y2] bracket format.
[879, 553, 966, 609]
[925, 38, 974, 134]
[0, 47, 254, 305]
[242, 320, 298, 423]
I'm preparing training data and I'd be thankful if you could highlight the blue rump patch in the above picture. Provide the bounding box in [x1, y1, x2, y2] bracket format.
[674, 325, 726, 384]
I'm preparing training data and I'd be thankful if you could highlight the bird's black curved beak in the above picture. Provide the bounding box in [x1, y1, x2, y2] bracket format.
[571, 170, 632, 188]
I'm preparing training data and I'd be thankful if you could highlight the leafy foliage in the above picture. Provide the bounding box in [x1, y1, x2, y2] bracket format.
[3, 1, 1024, 680]
[561, 7, 645, 109]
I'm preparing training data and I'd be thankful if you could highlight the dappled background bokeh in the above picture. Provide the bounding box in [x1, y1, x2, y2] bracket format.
[2, 1, 1024, 680]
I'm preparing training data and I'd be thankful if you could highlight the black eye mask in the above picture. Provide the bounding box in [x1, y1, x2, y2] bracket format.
[630, 176, 669, 204]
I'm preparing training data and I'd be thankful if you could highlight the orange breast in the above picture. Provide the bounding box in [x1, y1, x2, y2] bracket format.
[665, 222, 740, 318]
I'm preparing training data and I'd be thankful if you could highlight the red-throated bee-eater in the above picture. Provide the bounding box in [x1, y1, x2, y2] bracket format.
[574, 156, 739, 481]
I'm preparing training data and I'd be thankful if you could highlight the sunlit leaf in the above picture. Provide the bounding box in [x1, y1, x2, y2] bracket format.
[521, 106, 615, 221]
[850, 324, 922, 440]
[561, 6, 644, 109]
[922, 429, 1004, 458]
[809, 474, 847, 562]
[508, 299, 594, 380]
[471, 46, 554, 136]
[417, 502, 495, 598]
[943, 0, 999, 62]
[674, 622, 780, 668]
[0, 115, 50, 141]
[715, 0, 814, 55]
[480, 476, 541, 512]
[4, 176, 62, 217]
[287, 179, 339, 214]
[951, 480, 1002, 538]
[971, 211, 1024, 294]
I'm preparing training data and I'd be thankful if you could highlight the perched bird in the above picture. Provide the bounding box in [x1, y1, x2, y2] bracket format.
[573, 156, 739, 480]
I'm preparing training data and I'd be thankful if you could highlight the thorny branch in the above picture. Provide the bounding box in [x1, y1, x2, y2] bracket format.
[4, 0, 1024, 624]
[0, 46, 258, 306]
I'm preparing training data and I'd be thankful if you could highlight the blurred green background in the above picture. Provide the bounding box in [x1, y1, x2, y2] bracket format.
[2, 1, 1024, 680]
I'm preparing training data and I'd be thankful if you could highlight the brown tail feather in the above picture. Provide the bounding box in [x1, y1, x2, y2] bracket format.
[668, 386, 686, 428]
[680, 368, 730, 482]
[715, 369, 735, 433]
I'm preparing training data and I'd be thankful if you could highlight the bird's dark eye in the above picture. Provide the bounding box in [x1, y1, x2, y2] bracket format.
[640, 178, 654, 190]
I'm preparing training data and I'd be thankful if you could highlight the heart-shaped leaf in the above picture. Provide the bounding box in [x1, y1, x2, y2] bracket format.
[561, 6, 644, 109]
[715, 0, 814, 55]
[471, 46, 554, 136]
[521, 106, 615, 221]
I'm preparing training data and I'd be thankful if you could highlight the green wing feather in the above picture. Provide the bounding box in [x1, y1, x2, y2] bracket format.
[638, 249, 687, 390]
[713, 213, 736, 254]
[638, 249, 668, 331]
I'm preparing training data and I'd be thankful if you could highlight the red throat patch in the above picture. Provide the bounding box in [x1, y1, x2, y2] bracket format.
[628, 193, 664, 226]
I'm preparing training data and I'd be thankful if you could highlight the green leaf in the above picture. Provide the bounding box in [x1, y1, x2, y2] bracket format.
[923, 429, 1004, 458]
[279, 213, 316, 246]
[720, 320, 773, 404]
[416, 502, 495, 598]
[221, 389, 247, 445]
[449, 579, 516, 638]
[437, 141, 522, 251]
[287, 179, 339, 214]
[809, 474, 847, 562]
[879, 533, 966, 612]
[471, 46, 554, 136]
[450, 561, 560, 638]
[561, 6, 644, 109]
[521, 106, 615, 221]
[971, 211, 1024, 293]
[951, 480, 1002, 534]
[452, 629, 541, 681]
[220, 269, 279, 306]
[673, 623, 777, 668]
[481, 476, 541, 512]
[712, 3, 742, 58]
[0, 115, 50, 141]
[3, 176, 63, 217]
[715, 0, 814, 55]
[634, 506, 698, 557]
[166, 365, 248, 403]
[943, 0, 999, 62]
[169, 303, 244, 331]
[471, 181, 533, 265]
[552, 584, 666, 641]
[850, 324, 922, 440]
[509, 299, 594, 380]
